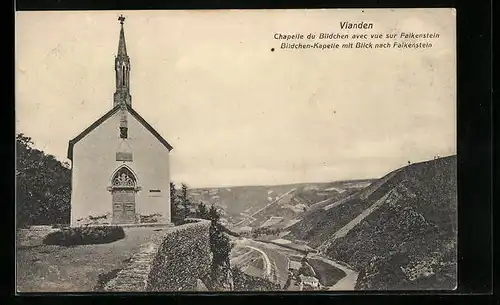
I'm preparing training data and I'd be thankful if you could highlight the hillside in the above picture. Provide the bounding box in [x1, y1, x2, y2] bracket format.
[286, 168, 404, 247]
[188, 180, 372, 227]
[287, 155, 457, 290]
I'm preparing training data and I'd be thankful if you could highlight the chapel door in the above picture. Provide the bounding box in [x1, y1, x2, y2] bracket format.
[112, 189, 136, 224]
[111, 167, 138, 225]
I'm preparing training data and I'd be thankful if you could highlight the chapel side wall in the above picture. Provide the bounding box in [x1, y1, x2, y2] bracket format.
[70, 110, 171, 226]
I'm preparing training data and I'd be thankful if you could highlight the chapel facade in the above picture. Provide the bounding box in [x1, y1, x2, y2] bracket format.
[67, 16, 173, 226]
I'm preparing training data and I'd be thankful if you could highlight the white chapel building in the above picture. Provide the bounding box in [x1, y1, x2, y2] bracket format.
[67, 16, 173, 226]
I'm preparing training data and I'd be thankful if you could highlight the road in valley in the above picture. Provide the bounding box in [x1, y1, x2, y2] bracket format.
[308, 254, 359, 290]
[231, 238, 290, 286]
[230, 237, 358, 290]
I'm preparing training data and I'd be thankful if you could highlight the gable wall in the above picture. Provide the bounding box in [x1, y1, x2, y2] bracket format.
[70, 109, 171, 225]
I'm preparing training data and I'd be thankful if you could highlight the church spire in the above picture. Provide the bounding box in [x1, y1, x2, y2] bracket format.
[113, 14, 132, 107]
[117, 15, 128, 57]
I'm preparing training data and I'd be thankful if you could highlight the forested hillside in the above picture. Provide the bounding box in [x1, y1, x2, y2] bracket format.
[16, 134, 71, 227]
[286, 155, 457, 290]
[327, 156, 457, 290]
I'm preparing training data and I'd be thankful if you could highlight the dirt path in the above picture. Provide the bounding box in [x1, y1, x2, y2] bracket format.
[245, 245, 272, 278]
[318, 191, 392, 253]
[232, 238, 290, 286]
[16, 227, 160, 292]
[332, 191, 391, 240]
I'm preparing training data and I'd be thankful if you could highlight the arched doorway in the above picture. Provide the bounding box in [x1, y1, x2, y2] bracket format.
[110, 166, 138, 224]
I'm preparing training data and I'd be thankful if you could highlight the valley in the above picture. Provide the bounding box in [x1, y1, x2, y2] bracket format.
[194, 155, 457, 290]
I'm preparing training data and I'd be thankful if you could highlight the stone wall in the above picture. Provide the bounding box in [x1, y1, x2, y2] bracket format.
[147, 219, 212, 291]
[104, 219, 212, 292]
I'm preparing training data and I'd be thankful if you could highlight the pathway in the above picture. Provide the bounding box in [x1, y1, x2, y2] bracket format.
[16, 226, 161, 292]
[318, 190, 393, 252]
[245, 245, 272, 278]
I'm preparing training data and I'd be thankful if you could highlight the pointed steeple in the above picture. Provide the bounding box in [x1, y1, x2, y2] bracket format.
[117, 15, 128, 58]
[113, 14, 132, 107]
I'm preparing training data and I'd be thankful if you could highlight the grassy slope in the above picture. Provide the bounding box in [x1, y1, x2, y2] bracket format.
[326, 156, 457, 290]
[286, 170, 401, 247]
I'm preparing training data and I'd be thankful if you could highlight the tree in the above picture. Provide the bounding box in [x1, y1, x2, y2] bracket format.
[170, 182, 177, 205]
[180, 183, 192, 218]
[283, 271, 293, 290]
[197, 201, 209, 219]
[16, 133, 71, 227]
[208, 204, 233, 290]
[208, 204, 220, 223]
[170, 182, 183, 224]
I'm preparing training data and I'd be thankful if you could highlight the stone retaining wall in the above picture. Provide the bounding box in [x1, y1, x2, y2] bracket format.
[104, 219, 212, 292]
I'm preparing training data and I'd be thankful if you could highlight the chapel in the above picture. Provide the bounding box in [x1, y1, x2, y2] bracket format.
[67, 16, 173, 226]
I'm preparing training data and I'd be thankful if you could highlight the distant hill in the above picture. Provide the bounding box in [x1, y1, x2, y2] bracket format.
[188, 180, 373, 227]
[286, 155, 457, 290]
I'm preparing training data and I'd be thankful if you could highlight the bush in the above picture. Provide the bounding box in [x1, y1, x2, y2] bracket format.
[43, 225, 125, 246]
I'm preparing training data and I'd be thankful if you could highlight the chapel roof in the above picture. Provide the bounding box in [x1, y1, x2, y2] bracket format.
[67, 103, 173, 160]
[67, 16, 173, 161]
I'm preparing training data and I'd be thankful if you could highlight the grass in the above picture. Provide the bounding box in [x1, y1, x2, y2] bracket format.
[307, 258, 346, 286]
[16, 226, 160, 292]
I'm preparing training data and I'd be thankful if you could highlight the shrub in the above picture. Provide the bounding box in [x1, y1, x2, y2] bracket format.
[43, 225, 125, 246]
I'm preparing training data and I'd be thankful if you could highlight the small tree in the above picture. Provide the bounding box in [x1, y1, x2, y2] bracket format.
[283, 270, 293, 290]
[208, 204, 233, 290]
[208, 204, 220, 223]
[180, 183, 191, 218]
[197, 201, 209, 219]
[170, 182, 184, 224]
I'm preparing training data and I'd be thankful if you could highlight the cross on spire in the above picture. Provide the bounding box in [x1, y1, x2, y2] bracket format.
[118, 14, 125, 25]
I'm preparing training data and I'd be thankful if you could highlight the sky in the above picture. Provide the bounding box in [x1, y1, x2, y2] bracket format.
[15, 9, 456, 188]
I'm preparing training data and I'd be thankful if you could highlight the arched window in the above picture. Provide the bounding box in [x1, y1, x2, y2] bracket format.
[111, 166, 137, 188]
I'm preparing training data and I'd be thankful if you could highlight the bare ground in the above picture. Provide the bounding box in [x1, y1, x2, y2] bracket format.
[16, 226, 160, 292]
